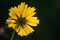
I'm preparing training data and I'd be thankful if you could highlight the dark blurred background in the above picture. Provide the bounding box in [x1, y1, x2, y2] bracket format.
[0, 0, 60, 40]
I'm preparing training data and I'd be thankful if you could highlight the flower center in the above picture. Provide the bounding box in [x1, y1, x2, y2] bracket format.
[16, 15, 26, 26]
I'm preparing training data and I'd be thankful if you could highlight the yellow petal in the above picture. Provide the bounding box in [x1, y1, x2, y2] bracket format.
[9, 7, 13, 12]
[18, 27, 24, 36]
[9, 13, 17, 19]
[27, 12, 36, 18]
[13, 7, 20, 18]
[18, 2, 25, 15]
[9, 7, 17, 13]
[15, 26, 20, 32]
[9, 7, 18, 15]
[9, 6, 19, 19]
[8, 23, 17, 29]
[6, 19, 16, 24]
[22, 7, 31, 17]
[25, 7, 36, 17]
[22, 4, 28, 17]
[26, 17, 39, 26]
[23, 25, 34, 36]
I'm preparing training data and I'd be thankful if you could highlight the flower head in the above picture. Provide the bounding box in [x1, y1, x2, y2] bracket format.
[6, 2, 39, 36]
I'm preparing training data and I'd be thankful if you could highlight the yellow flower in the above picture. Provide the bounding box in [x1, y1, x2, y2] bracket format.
[6, 2, 39, 36]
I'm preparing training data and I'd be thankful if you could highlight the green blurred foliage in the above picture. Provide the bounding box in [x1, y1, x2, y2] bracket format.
[0, 0, 60, 40]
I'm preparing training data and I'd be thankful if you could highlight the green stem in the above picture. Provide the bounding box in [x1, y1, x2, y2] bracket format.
[10, 30, 15, 40]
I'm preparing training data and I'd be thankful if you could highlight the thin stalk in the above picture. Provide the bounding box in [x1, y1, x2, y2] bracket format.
[10, 30, 15, 40]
